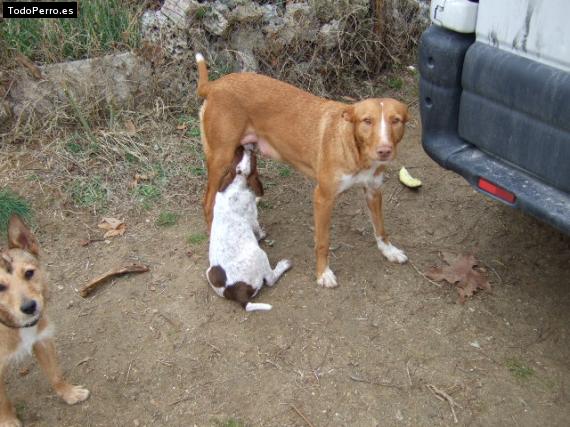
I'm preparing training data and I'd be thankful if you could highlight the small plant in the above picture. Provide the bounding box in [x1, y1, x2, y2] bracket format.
[188, 166, 206, 177]
[506, 358, 535, 380]
[69, 177, 108, 208]
[257, 200, 272, 210]
[156, 212, 178, 227]
[278, 166, 292, 177]
[187, 233, 208, 245]
[135, 184, 161, 205]
[0, 190, 32, 232]
[387, 76, 404, 90]
[214, 418, 247, 427]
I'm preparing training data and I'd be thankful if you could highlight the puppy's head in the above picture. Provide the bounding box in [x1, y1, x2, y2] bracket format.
[218, 145, 264, 197]
[0, 215, 45, 329]
[342, 98, 408, 163]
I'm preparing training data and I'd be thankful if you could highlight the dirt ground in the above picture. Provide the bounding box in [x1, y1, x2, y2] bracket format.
[1, 109, 569, 427]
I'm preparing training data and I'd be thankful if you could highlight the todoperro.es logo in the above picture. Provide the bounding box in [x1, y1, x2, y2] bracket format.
[3, 2, 78, 18]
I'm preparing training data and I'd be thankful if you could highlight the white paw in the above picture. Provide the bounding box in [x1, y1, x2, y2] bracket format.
[0, 419, 22, 427]
[317, 267, 338, 288]
[60, 385, 90, 405]
[257, 227, 267, 241]
[377, 238, 408, 263]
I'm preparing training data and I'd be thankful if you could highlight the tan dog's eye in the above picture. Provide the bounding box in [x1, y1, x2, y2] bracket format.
[362, 118, 372, 125]
[24, 269, 34, 280]
[0, 283, 7, 292]
[391, 117, 402, 125]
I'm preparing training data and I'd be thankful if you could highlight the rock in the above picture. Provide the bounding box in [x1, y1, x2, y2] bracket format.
[318, 19, 341, 50]
[202, 2, 230, 36]
[280, 2, 318, 43]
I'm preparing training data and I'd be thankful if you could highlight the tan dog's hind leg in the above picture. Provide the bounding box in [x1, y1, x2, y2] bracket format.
[364, 188, 407, 263]
[0, 362, 20, 427]
[314, 185, 338, 288]
[33, 339, 89, 405]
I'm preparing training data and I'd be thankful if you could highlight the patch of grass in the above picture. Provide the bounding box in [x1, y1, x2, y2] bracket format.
[387, 76, 404, 90]
[188, 166, 206, 177]
[257, 200, 273, 210]
[69, 177, 108, 208]
[214, 418, 247, 427]
[506, 358, 535, 380]
[0, 190, 32, 232]
[135, 184, 161, 208]
[278, 165, 292, 177]
[0, 0, 142, 63]
[178, 115, 201, 138]
[187, 233, 208, 245]
[156, 211, 178, 227]
[194, 5, 211, 20]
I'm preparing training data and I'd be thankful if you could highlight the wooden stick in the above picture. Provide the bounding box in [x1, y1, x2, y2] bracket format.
[426, 384, 462, 423]
[79, 264, 149, 297]
[291, 404, 316, 427]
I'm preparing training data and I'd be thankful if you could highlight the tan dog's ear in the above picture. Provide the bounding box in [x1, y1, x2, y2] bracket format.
[218, 146, 245, 192]
[342, 106, 355, 122]
[8, 215, 39, 256]
[397, 101, 409, 123]
[247, 151, 264, 197]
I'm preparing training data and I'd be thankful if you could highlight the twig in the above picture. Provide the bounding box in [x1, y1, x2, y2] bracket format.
[426, 384, 462, 423]
[79, 264, 150, 297]
[349, 374, 402, 389]
[290, 404, 315, 427]
[405, 360, 413, 386]
[409, 261, 442, 287]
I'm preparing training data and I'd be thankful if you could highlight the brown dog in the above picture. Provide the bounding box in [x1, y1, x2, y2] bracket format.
[196, 53, 409, 288]
[0, 216, 89, 426]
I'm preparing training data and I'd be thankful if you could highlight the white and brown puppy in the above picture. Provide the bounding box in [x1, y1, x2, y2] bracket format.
[206, 146, 292, 312]
[0, 216, 89, 427]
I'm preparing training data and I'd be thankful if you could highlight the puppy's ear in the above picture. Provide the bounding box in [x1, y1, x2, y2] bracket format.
[218, 146, 245, 192]
[247, 152, 264, 197]
[8, 215, 39, 256]
[342, 106, 355, 123]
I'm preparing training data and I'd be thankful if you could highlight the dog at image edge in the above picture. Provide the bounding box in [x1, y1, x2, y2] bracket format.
[0, 215, 89, 427]
[206, 146, 292, 311]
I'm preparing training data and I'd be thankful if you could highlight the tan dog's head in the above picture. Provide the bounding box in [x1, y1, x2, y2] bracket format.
[343, 98, 409, 163]
[0, 215, 45, 329]
[219, 145, 264, 196]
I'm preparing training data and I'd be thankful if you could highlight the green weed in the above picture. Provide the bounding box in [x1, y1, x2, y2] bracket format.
[187, 233, 207, 245]
[506, 358, 535, 380]
[69, 177, 108, 208]
[0, 0, 141, 63]
[156, 211, 178, 227]
[0, 190, 32, 232]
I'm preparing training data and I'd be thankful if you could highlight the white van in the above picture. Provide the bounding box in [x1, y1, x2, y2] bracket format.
[419, 0, 570, 234]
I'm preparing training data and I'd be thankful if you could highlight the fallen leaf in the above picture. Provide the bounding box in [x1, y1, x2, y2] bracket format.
[79, 264, 150, 297]
[98, 217, 126, 238]
[128, 172, 153, 189]
[176, 123, 188, 131]
[124, 119, 137, 134]
[425, 253, 491, 304]
[15, 54, 43, 80]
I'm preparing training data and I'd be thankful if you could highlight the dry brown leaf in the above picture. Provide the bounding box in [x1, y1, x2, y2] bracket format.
[15, 54, 43, 80]
[124, 119, 137, 134]
[98, 217, 126, 238]
[425, 253, 491, 304]
[128, 172, 154, 189]
[176, 123, 188, 131]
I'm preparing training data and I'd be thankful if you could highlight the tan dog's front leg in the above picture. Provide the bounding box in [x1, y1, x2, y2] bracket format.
[364, 188, 407, 263]
[0, 363, 20, 427]
[314, 185, 338, 288]
[33, 339, 89, 405]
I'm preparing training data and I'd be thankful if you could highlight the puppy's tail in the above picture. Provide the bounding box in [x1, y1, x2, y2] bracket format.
[245, 302, 272, 312]
[195, 53, 210, 98]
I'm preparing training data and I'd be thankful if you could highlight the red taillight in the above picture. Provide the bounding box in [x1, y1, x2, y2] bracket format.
[478, 178, 516, 204]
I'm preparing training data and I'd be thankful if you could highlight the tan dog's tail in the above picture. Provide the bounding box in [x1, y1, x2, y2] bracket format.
[195, 53, 209, 98]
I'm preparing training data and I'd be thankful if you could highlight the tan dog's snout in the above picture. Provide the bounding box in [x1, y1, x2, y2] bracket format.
[376, 144, 393, 161]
